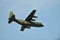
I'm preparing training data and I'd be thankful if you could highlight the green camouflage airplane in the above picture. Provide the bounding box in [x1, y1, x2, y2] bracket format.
[8, 10, 44, 31]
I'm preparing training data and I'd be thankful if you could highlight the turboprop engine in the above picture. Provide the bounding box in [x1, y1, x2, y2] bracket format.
[33, 16, 38, 18]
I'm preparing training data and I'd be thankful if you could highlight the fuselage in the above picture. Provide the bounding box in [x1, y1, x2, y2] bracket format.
[8, 10, 44, 31]
[13, 18, 44, 27]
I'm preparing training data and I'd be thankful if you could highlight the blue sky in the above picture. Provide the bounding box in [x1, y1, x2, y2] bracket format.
[0, 0, 60, 40]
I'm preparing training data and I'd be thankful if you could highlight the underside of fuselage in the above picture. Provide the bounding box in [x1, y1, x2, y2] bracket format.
[14, 19, 44, 27]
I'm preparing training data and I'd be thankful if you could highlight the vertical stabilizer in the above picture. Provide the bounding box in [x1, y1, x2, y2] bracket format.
[8, 11, 15, 23]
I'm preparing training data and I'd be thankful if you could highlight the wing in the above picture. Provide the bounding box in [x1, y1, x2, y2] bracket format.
[25, 10, 36, 22]
[20, 25, 27, 31]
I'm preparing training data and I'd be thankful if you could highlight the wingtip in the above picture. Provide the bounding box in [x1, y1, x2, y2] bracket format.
[33, 10, 36, 11]
[20, 29, 24, 32]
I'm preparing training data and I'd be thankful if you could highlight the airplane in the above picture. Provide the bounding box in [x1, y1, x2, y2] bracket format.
[8, 10, 44, 31]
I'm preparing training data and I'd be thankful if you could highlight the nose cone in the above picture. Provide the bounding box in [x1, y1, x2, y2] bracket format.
[38, 23, 44, 27]
[37, 24, 44, 27]
[41, 24, 44, 27]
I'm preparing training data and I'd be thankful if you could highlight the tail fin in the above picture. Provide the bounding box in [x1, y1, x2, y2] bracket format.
[8, 11, 15, 23]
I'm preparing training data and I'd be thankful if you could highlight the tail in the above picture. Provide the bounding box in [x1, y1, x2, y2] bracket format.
[8, 11, 15, 23]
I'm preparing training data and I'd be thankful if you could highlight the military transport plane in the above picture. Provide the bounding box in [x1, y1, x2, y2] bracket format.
[8, 10, 44, 31]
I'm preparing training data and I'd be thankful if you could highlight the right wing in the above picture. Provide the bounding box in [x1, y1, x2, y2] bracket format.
[20, 25, 27, 31]
[20, 10, 36, 31]
[25, 10, 36, 22]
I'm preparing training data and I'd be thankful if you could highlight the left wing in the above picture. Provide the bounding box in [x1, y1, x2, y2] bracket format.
[25, 10, 36, 22]
[20, 25, 27, 31]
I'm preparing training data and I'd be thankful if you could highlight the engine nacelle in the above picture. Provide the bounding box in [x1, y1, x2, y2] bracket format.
[31, 19, 35, 21]
[33, 16, 38, 18]
[26, 26, 30, 29]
